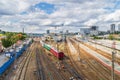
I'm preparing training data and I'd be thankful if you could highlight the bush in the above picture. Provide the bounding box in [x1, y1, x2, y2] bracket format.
[93, 36, 102, 39]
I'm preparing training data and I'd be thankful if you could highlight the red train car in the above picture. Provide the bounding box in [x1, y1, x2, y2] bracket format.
[41, 41, 64, 60]
[50, 49, 64, 60]
[58, 52, 64, 59]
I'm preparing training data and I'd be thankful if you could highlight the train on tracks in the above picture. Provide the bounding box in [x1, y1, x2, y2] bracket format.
[40, 41, 64, 60]
[0, 39, 32, 76]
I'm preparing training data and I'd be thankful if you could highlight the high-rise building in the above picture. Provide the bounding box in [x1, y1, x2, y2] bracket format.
[66, 30, 69, 34]
[91, 26, 98, 31]
[47, 30, 50, 34]
[80, 28, 90, 35]
[110, 24, 115, 33]
[90, 26, 99, 35]
[22, 28, 24, 33]
[118, 24, 120, 31]
[60, 31, 63, 34]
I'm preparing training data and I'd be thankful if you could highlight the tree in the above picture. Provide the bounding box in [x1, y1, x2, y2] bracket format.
[17, 33, 26, 40]
[108, 34, 114, 40]
[1, 32, 27, 48]
[1, 38, 12, 48]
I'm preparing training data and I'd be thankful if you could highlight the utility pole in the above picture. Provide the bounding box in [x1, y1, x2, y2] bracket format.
[112, 41, 116, 80]
[78, 30, 80, 61]
[95, 39, 97, 50]
[78, 43, 80, 61]
[112, 51, 115, 80]
[55, 26, 58, 51]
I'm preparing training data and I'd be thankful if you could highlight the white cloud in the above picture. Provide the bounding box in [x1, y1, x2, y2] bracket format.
[84, 19, 98, 26]
[0, 0, 120, 32]
[103, 10, 120, 21]
[28, 26, 39, 30]
[18, 1, 30, 12]
[0, 0, 30, 15]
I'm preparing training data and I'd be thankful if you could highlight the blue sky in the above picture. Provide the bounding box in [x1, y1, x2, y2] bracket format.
[0, 0, 120, 33]
[34, 2, 56, 14]
[114, 0, 120, 8]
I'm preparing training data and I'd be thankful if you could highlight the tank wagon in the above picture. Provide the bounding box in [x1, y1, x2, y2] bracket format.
[40, 41, 64, 60]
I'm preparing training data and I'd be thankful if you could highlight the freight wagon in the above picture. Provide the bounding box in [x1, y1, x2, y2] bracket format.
[40, 41, 64, 60]
[0, 39, 32, 76]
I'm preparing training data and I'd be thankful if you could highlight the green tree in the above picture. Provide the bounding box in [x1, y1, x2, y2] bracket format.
[1, 38, 12, 48]
[108, 34, 114, 40]
[1, 32, 27, 48]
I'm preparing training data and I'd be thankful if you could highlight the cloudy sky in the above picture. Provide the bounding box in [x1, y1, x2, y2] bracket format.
[0, 0, 120, 33]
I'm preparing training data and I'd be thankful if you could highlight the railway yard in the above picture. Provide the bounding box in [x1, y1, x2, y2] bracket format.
[1, 0, 120, 80]
[1, 37, 120, 80]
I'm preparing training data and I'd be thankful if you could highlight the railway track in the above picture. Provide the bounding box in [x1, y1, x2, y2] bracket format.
[57, 42, 82, 79]
[4, 42, 34, 80]
[14, 44, 34, 80]
[88, 39, 120, 51]
[75, 38, 120, 64]
[5, 41, 70, 80]
[24, 42, 38, 80]
[70, 38, 120, 80]
[39, 43, 67, 80]
[69, 38, 110, 80]
[63, 59, 84, 80]
[40, 41, 84, 80]
[36, 47, 46, 80]
[12, 42, 46, 80]
[64, 39, 85, 80]
[49, 41, 84, 80]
